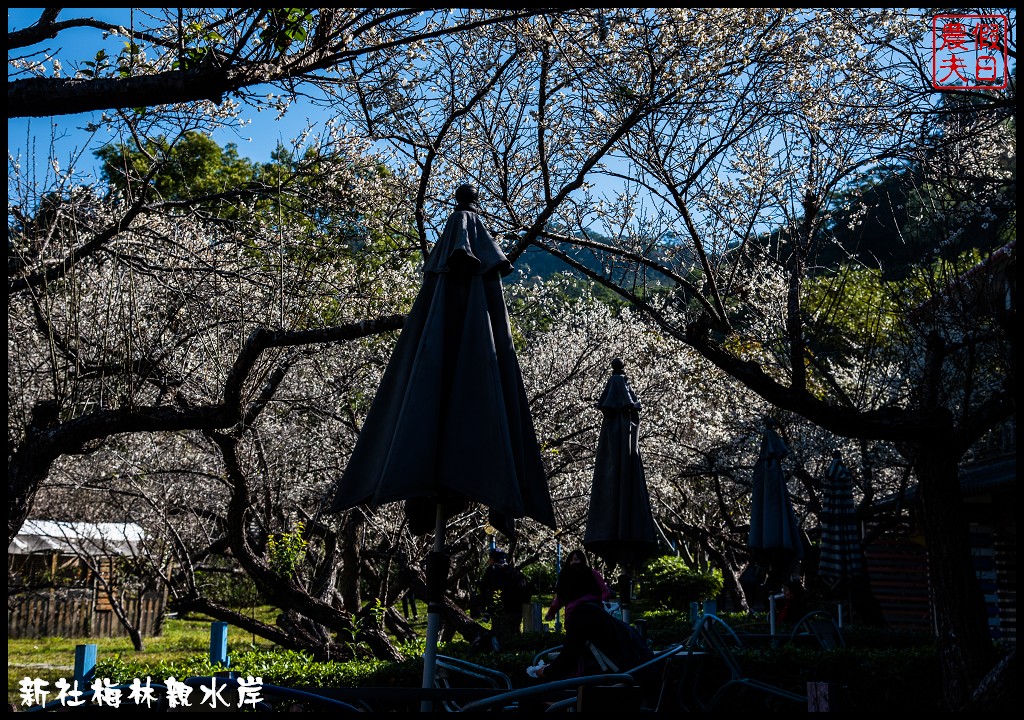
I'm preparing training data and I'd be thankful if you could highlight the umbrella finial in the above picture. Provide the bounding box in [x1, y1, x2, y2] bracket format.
[454, 183, 479, 210]
[611, 357, 625, 374]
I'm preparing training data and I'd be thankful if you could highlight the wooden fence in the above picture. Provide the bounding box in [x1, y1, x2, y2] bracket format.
[8, 588, 166, 639]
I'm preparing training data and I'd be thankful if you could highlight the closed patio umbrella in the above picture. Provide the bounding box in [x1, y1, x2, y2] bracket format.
[328, 184, 556, 710]
[747, 420, 804, 592]
[583, 358, 658, 624]
[818, 451, 864, 588]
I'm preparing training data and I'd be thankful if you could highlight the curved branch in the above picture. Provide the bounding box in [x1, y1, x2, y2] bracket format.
[507, 88, 680, 265]
[224, 315, 403, 412]
[538, 228, 725, 328]
[8, 10, 556, 119]
[9, 199, 149, 294]
[213, 428, 403, 662]
[683, 329, 955, 444]
[8, 314, 406, 548]
[8, 11, 144, 50]
[414, 47, 523, 259]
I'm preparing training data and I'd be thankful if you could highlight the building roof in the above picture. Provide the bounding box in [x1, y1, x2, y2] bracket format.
[875, 454, 1016, 509]
[8, 519, 146, 557]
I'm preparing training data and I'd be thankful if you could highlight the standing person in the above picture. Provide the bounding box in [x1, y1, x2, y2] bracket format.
[545, 549, 613, 624]
[478, 548, 527, 647]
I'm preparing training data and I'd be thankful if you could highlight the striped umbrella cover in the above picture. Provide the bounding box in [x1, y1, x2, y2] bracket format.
[818, 452, 864, 584]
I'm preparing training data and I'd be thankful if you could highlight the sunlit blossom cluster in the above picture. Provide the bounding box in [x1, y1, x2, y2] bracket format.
[7, 8, 1013, 631]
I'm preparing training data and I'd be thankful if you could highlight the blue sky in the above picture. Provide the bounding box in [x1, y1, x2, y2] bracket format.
[8, 8, 321, 181]
[10, 8, 1015, 197]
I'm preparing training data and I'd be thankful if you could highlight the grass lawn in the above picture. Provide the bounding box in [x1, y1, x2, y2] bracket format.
[8, 607, 282, 708]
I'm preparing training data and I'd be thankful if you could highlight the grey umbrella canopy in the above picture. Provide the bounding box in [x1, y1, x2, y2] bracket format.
[818, 451, 864, 586]
[327, 184, 556, 709]
[583, 358, 658, 622]
[327, 184, 556, 534]
[747, 420, 804, 589]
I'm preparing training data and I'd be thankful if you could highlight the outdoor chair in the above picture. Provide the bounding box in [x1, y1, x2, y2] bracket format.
[456, 672, 638, 712]
[456, 642, 690, 712]
[533, 643, 565, 667]
[789, 610, 845, 649]
[181, 675, 368, 712]
[434, 653, 514, 711]
[529, 602, 652, 677]
[666, 613, 807, 712]
[533, 641, 656, 678]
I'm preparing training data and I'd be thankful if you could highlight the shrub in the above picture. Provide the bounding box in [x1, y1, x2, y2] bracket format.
[634, 609, 693, 646]
[520, 561, 556, 595]
[636, 556, 723, 611]
[265, 522, 308, 580]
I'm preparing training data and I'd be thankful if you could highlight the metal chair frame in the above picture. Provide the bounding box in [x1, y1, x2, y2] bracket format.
[789, 610, 845, 649]
[434, 653, 514, 711]
[669, 613, 807, 712]
[456, 641, 689, 712]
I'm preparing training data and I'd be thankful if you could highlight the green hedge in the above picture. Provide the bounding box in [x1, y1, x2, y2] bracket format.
[95, 639, 540, 693]
[95, 630, 943, 712]
[738, 644, 942, 712]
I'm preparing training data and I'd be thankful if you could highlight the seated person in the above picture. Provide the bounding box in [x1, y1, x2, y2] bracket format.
[532, 563, 652, 681]
[545, 548, 614, 623]
[776, 578, 808, 624]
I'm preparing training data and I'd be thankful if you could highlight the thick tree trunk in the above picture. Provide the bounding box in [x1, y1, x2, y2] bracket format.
[721, 566, 750, 613]
[338, 512, 363, 612]
[384, 606, 418, 644]
[8, 448, 41, 550]
[915, 443, 996, 710]
[848, 574, 887, 627]
[127, 625, 145, 652]
[215, 430, 405, 662]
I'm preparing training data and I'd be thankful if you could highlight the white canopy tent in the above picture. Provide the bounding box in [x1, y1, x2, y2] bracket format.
[9, 519, 147, 557]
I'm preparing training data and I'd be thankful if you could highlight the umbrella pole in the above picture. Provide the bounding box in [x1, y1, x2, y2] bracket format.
[420, 503, 448, 712]
[618, 571, 633, 625]
[554, 540, 562, 632]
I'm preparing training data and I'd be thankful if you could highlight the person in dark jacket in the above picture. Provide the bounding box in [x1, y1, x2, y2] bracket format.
[532, 563, 652, 681]
[478, 548, 526, 644]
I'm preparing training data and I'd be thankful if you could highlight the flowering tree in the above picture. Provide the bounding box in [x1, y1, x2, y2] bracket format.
[8, 7, 1015, 707]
